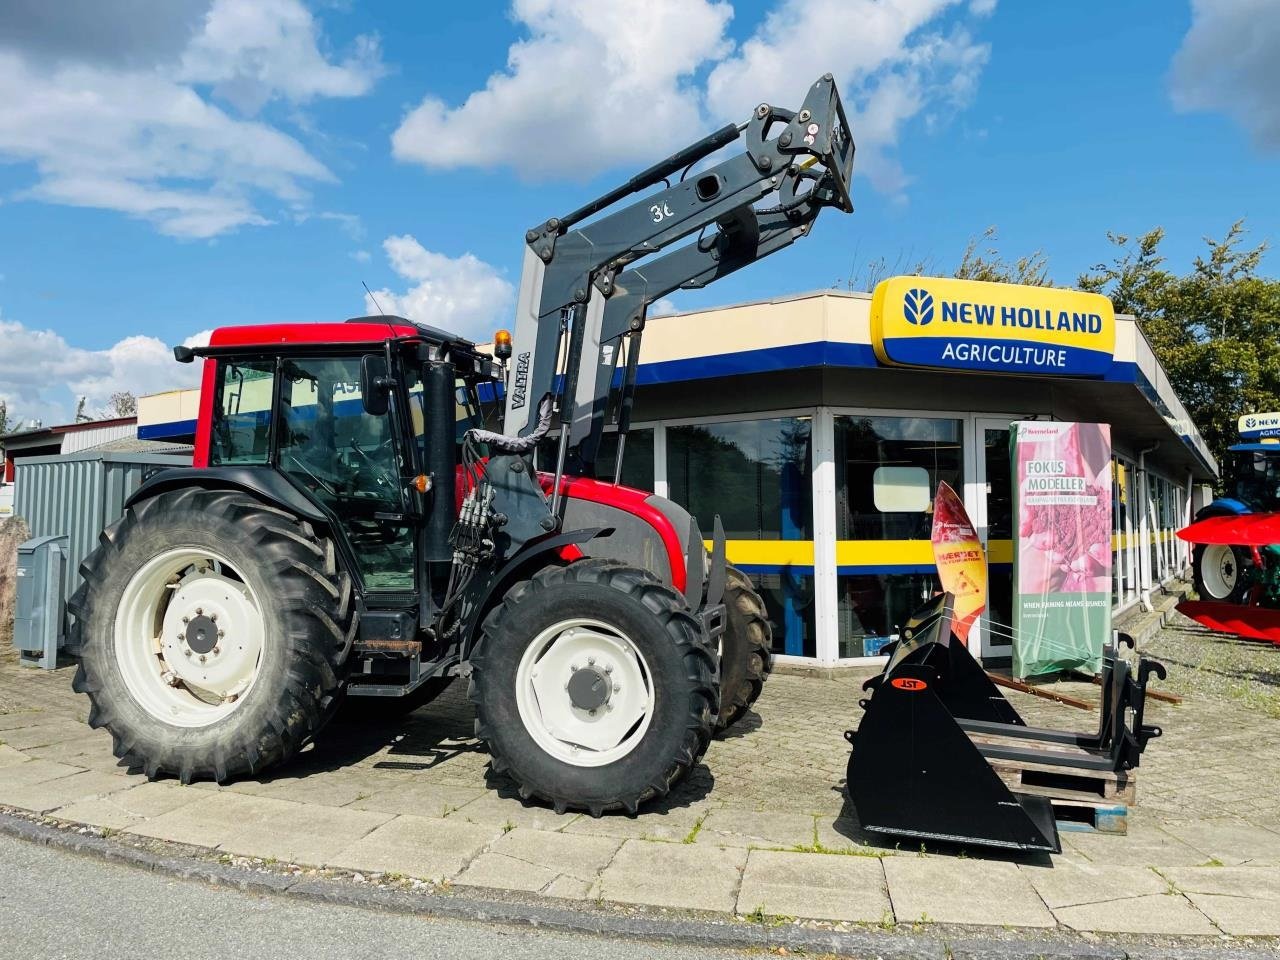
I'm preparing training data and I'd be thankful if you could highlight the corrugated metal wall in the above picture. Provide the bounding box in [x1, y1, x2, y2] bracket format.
[60, 422, 138, 454]
[13, 452, 188, 604]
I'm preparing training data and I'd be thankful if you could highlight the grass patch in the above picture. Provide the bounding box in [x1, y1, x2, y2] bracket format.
[742, 904, 795, 927]
[681, 811, 709, 844]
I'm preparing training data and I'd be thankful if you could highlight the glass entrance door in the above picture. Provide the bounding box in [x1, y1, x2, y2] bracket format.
[968, 417, 1020, 660]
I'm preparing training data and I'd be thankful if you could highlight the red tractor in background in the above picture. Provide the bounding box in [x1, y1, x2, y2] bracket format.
[68, 77, 856, 815]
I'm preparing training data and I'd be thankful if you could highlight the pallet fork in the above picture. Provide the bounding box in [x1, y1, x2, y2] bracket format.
[845, 593, 1166, 854]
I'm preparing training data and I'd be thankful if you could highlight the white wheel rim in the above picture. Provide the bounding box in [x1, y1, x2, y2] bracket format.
[515, 617, 655, 768]
[114, 547, 265, 729]
[1201, 544, 1238, 599]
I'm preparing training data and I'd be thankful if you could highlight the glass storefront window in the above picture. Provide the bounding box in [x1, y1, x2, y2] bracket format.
[667, 417, 813, 656]
[834, 415, 963, 657]
[754, 571, 817, 659]
[667, 418, 813, 540]
[834, 416, 963, 539]
[537, 429, 655, 490]
[838, 572, 937, 658]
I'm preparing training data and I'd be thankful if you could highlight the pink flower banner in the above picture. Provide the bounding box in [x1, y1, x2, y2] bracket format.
[1011, 421, 1112, 678]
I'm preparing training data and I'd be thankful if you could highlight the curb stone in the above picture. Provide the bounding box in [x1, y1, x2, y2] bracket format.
[2, 810, 1276, 960]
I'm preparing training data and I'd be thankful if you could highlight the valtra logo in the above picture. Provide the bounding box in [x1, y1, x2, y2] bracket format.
[903, 288, 934, 326]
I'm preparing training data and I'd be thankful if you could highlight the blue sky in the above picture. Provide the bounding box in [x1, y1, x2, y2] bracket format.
[0, 0, 1276, 425]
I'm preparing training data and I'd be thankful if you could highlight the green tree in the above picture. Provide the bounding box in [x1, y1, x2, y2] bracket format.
[955, 226, 1052, 287]
[1079, 222, 1280, 474]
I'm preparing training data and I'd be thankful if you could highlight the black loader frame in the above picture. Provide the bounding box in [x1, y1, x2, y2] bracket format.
[846, 593, 1166, 853]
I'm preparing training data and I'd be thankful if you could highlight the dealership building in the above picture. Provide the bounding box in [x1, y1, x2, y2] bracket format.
[131, 282, 1215, 669]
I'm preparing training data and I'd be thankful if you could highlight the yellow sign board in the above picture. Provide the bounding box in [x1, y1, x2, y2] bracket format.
[871, 276, 1116, 376]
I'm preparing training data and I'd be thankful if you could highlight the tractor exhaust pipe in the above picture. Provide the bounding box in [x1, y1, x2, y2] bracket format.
[423, 358, 456, 562]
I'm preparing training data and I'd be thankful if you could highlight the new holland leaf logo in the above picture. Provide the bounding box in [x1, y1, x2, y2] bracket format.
[903, 288, 934, 326]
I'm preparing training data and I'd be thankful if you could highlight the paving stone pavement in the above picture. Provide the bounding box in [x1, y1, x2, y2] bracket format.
[3, 619, 1280, 942]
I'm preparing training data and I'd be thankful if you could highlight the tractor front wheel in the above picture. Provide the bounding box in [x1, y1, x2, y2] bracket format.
[716, 565, 773, 731]
[69, 489, 355, 782]
[1193, 543, 1251, 604]
[471, 559, 717, 816]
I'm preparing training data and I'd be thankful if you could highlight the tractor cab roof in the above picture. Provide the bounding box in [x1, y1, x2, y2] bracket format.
[203, 315, 473, 351]
[181, 315, 500, 380]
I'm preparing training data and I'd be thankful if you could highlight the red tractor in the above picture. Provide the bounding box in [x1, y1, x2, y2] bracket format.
[69, 77, 855, 814]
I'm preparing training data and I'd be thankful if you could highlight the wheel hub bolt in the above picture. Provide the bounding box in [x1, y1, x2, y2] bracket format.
[613, 683, 621, 693]
[212, 646, 221, 656]
[604, 664, 613, 674]
[587, 657, 596, 666]
[218, 630, 225, 639]
[182, 616, 190, 624]
[199, 655, 207, 664]
[196, 608, 203, 615]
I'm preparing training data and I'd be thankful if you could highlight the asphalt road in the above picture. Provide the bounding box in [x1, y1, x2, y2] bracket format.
[0, 834, 752, 960]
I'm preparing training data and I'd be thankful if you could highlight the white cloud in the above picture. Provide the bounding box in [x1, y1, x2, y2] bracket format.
[0, 0, 383, 238]
[392, 0, 733, 179]
[705, 0, 989, 194]
[1170, 0, 1280, 150]
[649, 297, 680, 318]
[363, 236, 515, 342]
[350, 249, 372, 263]
[178, 0, 383, 115]
[0, 313, 206, 427]
[392, 0, 989, 198]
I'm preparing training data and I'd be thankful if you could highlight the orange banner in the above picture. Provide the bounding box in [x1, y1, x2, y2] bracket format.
[931, 481, 987, 645]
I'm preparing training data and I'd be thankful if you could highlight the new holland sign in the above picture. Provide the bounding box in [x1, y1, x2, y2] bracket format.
[1238, 412, 1280, 440]
[871, 276, 1117, 376]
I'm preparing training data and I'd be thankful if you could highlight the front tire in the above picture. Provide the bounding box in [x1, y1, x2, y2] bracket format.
[471, 559, 717, 816]
[1193, 543, 1251, 604]
[716, 565, 773, 731]
[69, 488, 355, 782]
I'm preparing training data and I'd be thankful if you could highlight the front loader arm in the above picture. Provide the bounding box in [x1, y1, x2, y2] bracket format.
[500, 74, 855, 513]
[573, 198, 823, 470]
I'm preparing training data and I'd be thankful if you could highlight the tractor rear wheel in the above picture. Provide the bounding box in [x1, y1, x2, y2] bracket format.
[716, 565, 773, 731]
[69, 488, 355, 782]
[1193, 543, 1251, 604]
[470, 559, 717, 816]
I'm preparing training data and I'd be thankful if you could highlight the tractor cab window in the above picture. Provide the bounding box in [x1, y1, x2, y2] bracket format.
[276, 356, 414, 592]
[210, 360, 276, 464]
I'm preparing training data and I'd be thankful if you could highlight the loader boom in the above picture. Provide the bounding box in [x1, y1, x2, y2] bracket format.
[501, 75, 855, 509]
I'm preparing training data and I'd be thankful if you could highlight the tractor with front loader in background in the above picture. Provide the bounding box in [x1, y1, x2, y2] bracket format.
[68, 76, 855, 815]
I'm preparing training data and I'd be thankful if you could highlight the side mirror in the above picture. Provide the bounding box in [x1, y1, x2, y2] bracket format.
[360, 354, 391, 416]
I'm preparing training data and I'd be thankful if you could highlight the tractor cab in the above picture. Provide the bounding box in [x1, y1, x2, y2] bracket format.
[1223, 442, 1280, 514]
[191, 318, 504, 596]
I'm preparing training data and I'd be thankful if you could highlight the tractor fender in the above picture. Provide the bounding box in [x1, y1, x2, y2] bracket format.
[126, 467, 328, 523]
[460, 527, 612, 661]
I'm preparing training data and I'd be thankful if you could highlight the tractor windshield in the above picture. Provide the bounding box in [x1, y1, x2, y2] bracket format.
[1232, 450, 1280, 511]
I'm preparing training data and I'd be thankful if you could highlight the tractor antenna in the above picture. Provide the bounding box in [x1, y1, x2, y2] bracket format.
[361, 280, 387, 316]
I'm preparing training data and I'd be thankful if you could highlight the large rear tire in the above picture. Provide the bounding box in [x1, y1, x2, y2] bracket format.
[470, 559, 717, 816]
[1192, 543, 1251, 604]
[69, 488, 355, 782]
[716, 565, 773, 731]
